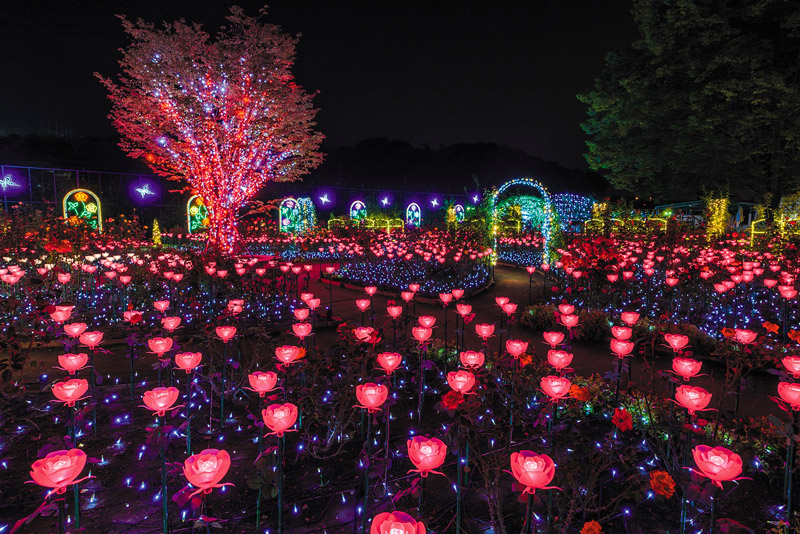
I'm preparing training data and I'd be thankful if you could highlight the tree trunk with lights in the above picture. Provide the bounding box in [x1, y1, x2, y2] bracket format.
[96, 6, 323, 255]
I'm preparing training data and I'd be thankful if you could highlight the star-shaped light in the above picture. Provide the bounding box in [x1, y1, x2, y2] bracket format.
[431, 198, 439, 207]
[319, 194, 329, 204]
[473, 195, 479, 203]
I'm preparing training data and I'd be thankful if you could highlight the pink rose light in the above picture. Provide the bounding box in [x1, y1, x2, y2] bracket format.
[540, 376, 571, 402]
[247, 371, 278, 397]
[611, 326, 632, 340]
[63, 322, 87, 338]
[52, 378, 89, 407]
[456, 303, 472, 317]
[560, 314, 579, 328]
[782, 356, 800, 379]
[778, 382, 800, 410]
[355, 383, 389, 412]
[30, 449, 88, 494]
[506, 339, 529, 358]
[57, 353, 89, 375]
[377, 352, 403, 374]
[674, 385, 712, 415]
[447, 370, 476, 394]
[365, 286, 377, 296]
[147, 337, 174, 358]
[412, 326, 433, 343]
[543, 331, 565, 348]
[558, 303, 574, 316]
[733, 329, 757, 344]
[174, 352, 202, 373]
[370, 511, 426, 534]
[79, 331, 103, 349]
[387, 306, 403, 319]
[620, 312, 640, 326]
[509, 451, 559, 494]
[672, 357, 702, 380]
[49, 309, 72, 323]
[418, 315, 436, 328]
[664, 333, 689, 352]
[475, 324, 495, 340]
[547, 350, 573, 371]
[692, 445, 743, 488]
[502, 302, 518, 315]
[262, 403, 298, 436]
[153, 300, 170, 312]
[183, 449, 232, 496]
[460, 350, 485, 368]
[495, 296, 510, 307]
[293, 308, 310, 322]
[216, 326, 237, 343]
[142, 386, 180, 416]
[356, 299, 371, 312]
[407, 436, 447, 477]
[275, 345, 304, 365]
[291, 322, 312, 340]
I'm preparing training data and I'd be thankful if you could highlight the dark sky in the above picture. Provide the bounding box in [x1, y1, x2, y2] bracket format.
[0, 0, 637, 170]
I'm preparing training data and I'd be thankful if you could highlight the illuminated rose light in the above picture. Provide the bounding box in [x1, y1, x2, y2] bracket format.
[509, 451, 559, 494]
[161, 317, 181, 332]
[672, 357, 702, 381]
[460, 350, 485, 368]
[547, 350, 573, 371]
[610, 338, 634, 358]
[142, 386, 180, 416]
[540, 376, 571, 402]
[778, 382, 800, 410]
[620, 312, 640, 326]
[29, 449, 88, 494]
[733, 329, 757, 345]
[377, 352, 403, 374]
[412, 326, 433, 343]
[291, 322, 312, 339]
[447, 370, 476, 394]
[407, 436, 447, 477]
[418, 315, 436, 328]
[543, 331, 565, 348]
[691, 445, 743, 488]
[174, 352, 202, 373]
[183, 449, 232, 496]
[369, 511, 426, 534]
[147, 337, 174, 358]
[78, 331, 104, 349]
[475, 323, 495, 340]
[262, 403, 298, 436]
[275, 345, 304, 365]
[664, 333, 689, 352]
[247, 371, 278, 397]
[674, 385, 712, 415]
[153, 300, 170, 312]
[355, 383, 389, 412]
[611, 326, 632, 340]
[52, 378, 89, 407]
[782, 356, 800, 379]
[506, 339, 528, 359]
[57, 353, 89, 375]
[63, 322, 88, 338]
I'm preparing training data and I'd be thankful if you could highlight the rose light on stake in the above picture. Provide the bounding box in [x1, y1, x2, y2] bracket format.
[509, 451, 560, 534]
[262, 403, 298, 533]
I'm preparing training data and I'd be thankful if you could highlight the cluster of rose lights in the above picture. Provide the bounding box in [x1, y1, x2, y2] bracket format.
[7, 239, 800, 533]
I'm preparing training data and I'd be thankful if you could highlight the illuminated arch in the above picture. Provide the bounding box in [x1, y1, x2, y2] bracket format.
[406, 202, 421, 227]
[350, 200, 367, 221]
[63, 188, 102, 233]
[490, 178, 555, 263]
[279, 197, 299, 232]
[187, 195, 210, 233]
[453, 204, 465, 222]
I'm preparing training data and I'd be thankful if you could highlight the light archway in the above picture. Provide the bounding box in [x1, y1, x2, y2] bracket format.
[490, 178, 555, 263]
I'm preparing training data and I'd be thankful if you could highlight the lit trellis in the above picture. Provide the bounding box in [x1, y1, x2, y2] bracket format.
[350, 200, 367, 221]
[551, 193, 594, 226]
[490, 178, 555, 263]
[406, 203, 421, 227]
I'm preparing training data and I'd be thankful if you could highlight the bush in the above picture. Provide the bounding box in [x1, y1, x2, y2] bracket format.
[520, 304, 558, 331]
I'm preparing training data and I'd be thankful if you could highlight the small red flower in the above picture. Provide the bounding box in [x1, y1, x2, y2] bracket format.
[612, 408, 632, 432]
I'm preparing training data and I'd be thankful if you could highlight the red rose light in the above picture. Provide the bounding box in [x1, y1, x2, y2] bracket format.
[291, 322, 312, 339]
[560, 314, 579, 328]
[620, 312, 640, 326]
[506, 339, 529, 358]
[692, 445, 743, 488]
[409, 283, 421, 293]
[475, 323, 495, 340]
[495, 296, 510, 307]
[456, 303, 472, 317]
[460, 350, 485, 368]
[49, 309, 72, 323]
[30, 449, 88, 494]
[412, 326, 433, 343]
[778, 382, 800, 410]
[377, 352, 403, 374]
[275, 345, 304, 365]
[407, 436, 447, 477]
[664, 333, 689, 352]
[509, 451, 559, 494]
[57, 273, 71, 284]
[355, 383, 389, 412]
[558, 303, 574, 315]
[610, 338, 634, 358]
[63, 322, 87, 338]
[356, 299, 371, 312]
[543, 331, 565, 348]
[439, 292, 453, 305]
[183, 449, 232, 495]
[300, 293, 313, 303]
[79, 331, 103, 349]
[782, 356, 800, 378]
[307, 298, 321, 310]
[547, 350, 573, 371]
[142, 386, 180, 416]
[387, 305, 403, 319]
[401, 291, 415, 303]
[674, 385, 712, 415]
[160, 317, 182, 332]
[447, 370, 476, 394]
[293, 308, 310, 322]
[123, 310, 142, 324]
[418, 315, 436, 328]
[672, 357, 702, 380]
[370, 511, 426, 534]
[353, 327, 377, 343]
[733, 329, 757, 344]
[247, 371, 278, 397]
[153, 300, 170, 312]
[57, 353, 89, 375]
[174, 352, 202, 373]
[779, 286, 798, 299]
[262, 403, 298, 436]
[502, 302, 518, 315]
[365, 286, 378, 296]
[52, 378, 89, 407]
[216, 326, 237, 343]
[147, 337, 174, 357]
[611, 326, 632, 340]
[540, 376, 571, 401]
[451, 288, 464, 299]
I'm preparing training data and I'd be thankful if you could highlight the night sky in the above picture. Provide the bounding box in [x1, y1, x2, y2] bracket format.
[0, 0, 637, 170]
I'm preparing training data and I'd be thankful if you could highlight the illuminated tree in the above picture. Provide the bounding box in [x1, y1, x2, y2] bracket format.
[97, 7, 323, 253]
